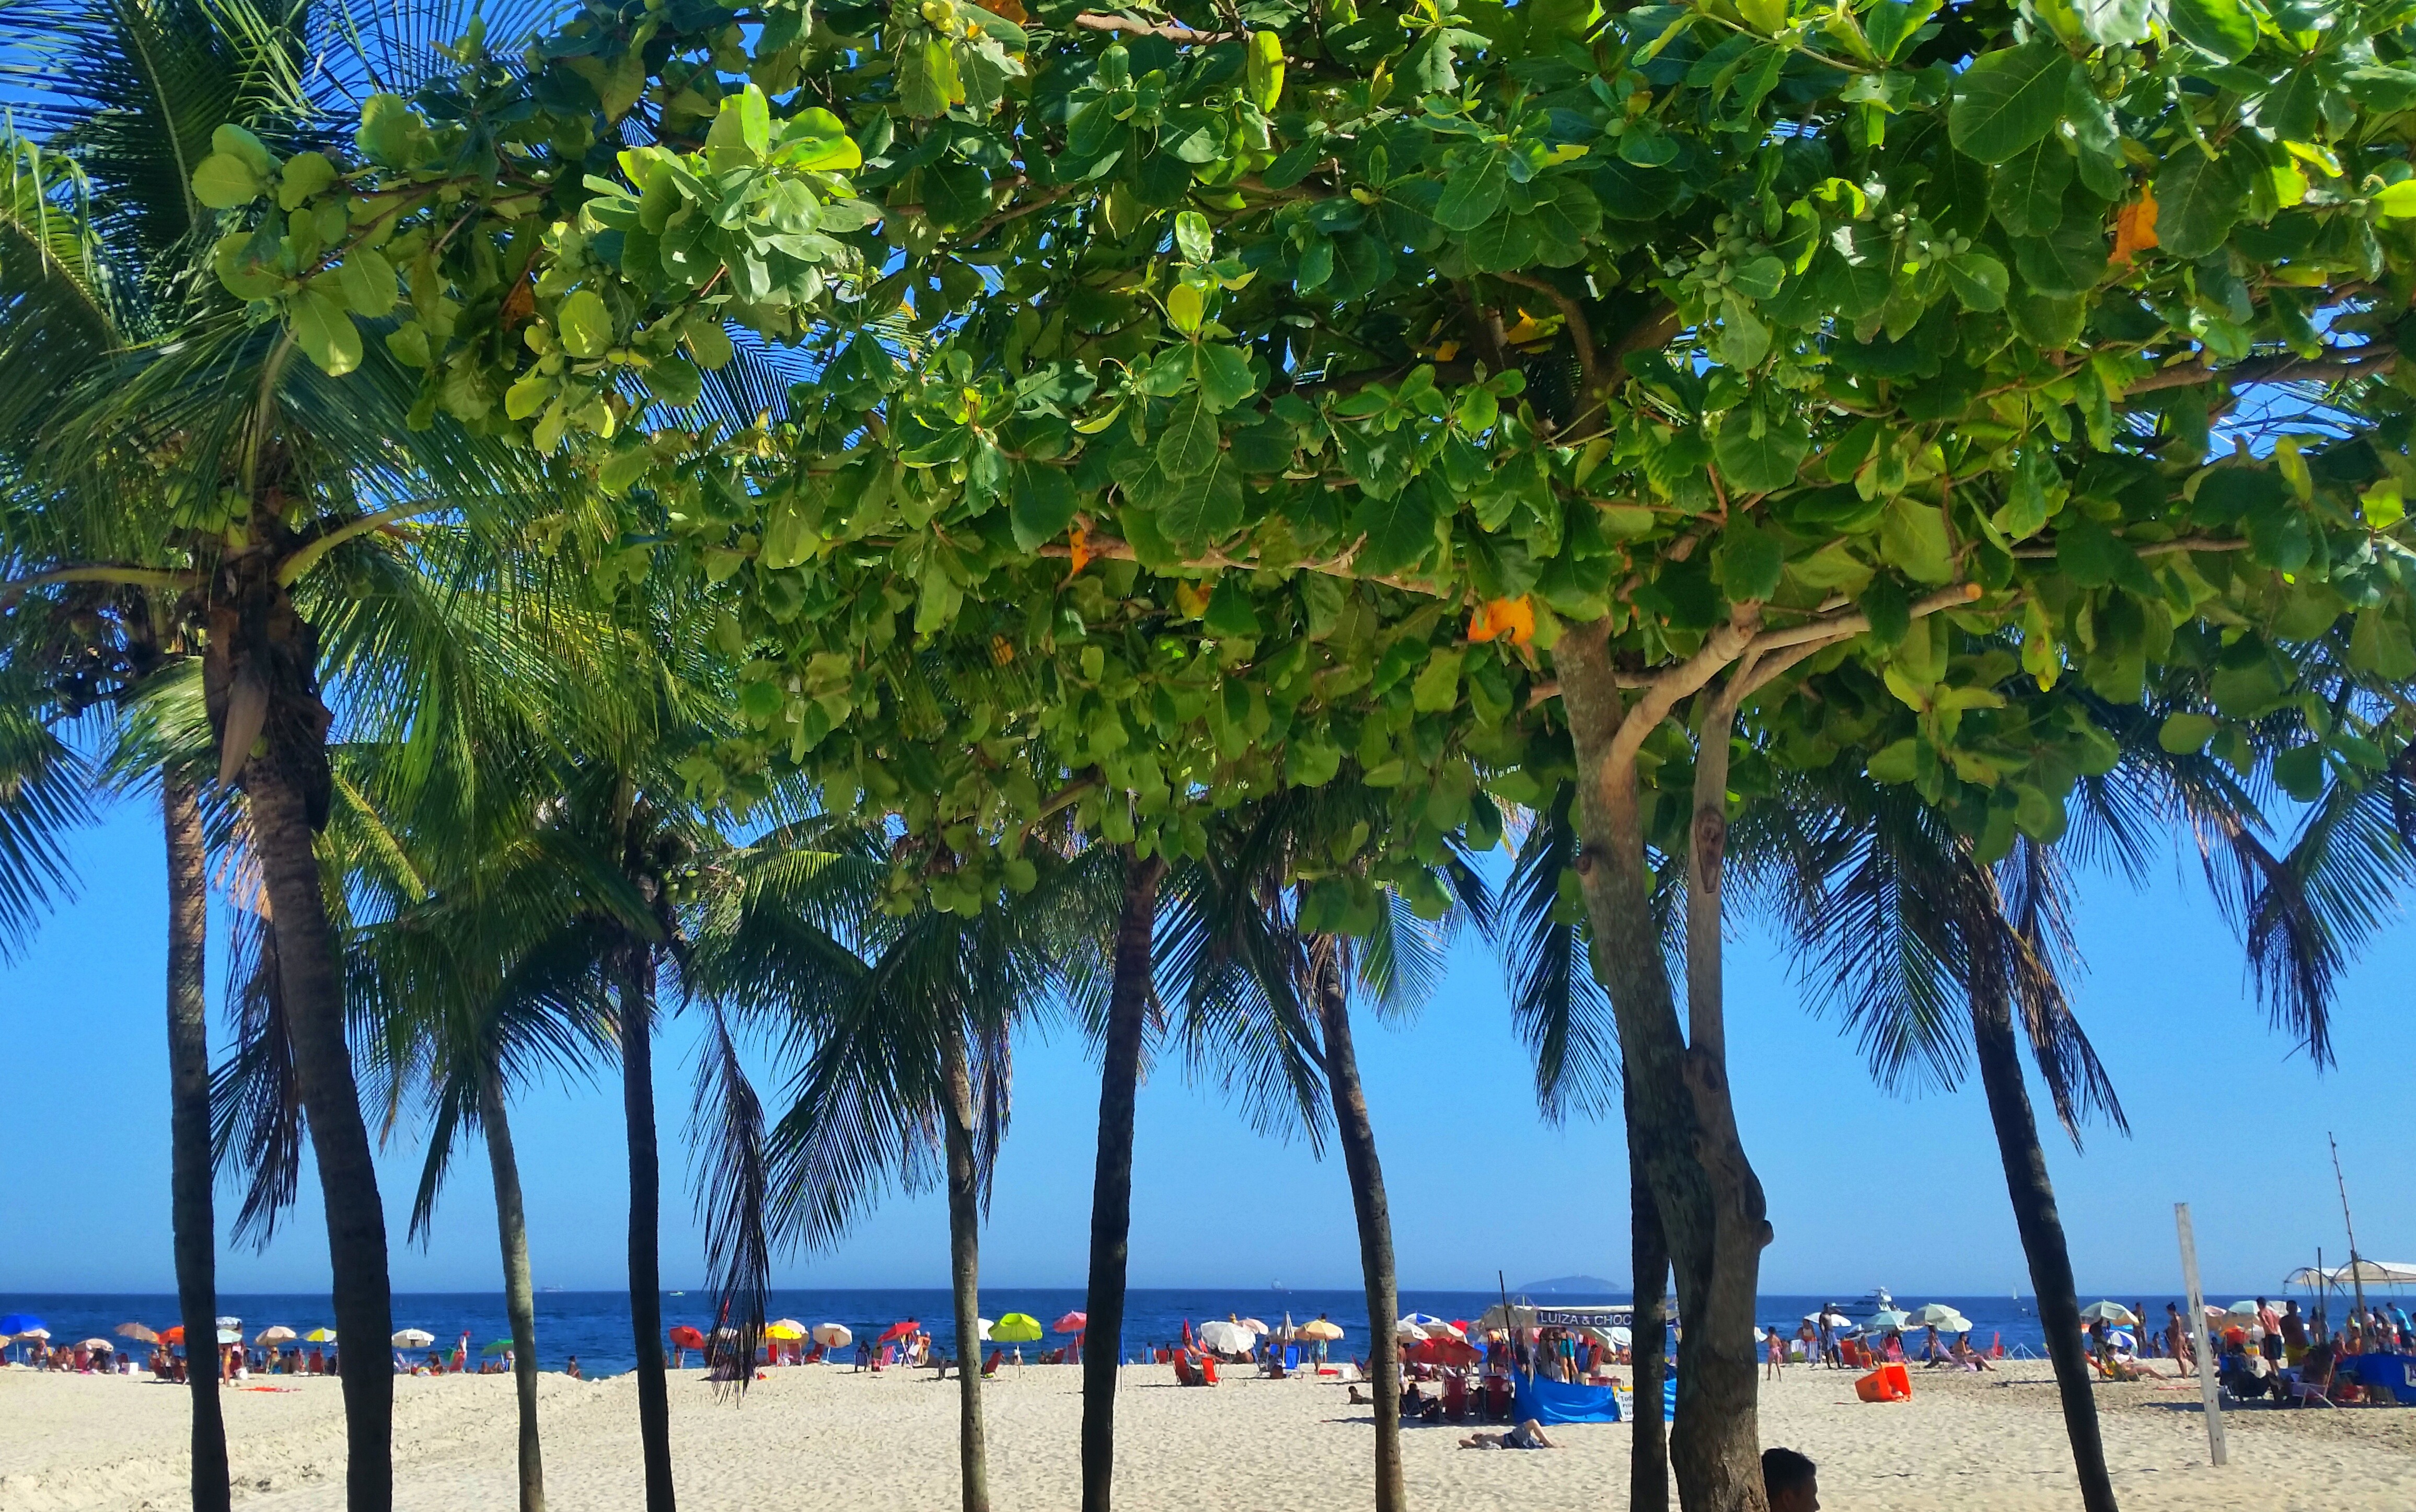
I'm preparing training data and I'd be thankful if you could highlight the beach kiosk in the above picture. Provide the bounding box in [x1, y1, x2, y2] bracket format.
[1473, 1304, 1639, 1424]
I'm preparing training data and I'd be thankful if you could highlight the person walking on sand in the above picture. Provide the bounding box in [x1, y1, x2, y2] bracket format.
[1766, 1328, 1784, 1381]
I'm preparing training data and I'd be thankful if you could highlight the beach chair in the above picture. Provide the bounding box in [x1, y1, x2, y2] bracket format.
[1284, 1344, 1301, 1374]
[1173, 1353, 1199, 1386]
[981, 1349, 1002, 1378]
[1484, 1376, 1513, 1421]
[1201, 1356, 1220, 1385]
[1442, 1372, 1469, 1422]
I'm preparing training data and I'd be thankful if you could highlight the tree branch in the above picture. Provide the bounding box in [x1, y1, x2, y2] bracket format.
[1035, 532, 1443, 597]
[2122, 347, 2397, 397]
[1741, 583, 1981, 656]
[1073, 13, 1240, 41]
[1606, 606, 1762, 775]
[278, 502, 454, 586]
[2009, 535, 2251, 561]
[1497, 270, 1601, 412]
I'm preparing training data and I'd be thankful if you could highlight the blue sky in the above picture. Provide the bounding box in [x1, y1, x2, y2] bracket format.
[3, 792, 2409, 1299]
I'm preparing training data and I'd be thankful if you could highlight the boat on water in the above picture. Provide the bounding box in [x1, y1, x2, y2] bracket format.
[1857, 1287, 1895, 1318]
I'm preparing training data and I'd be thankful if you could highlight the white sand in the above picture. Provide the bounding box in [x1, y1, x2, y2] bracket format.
[4, 1358, 2414, 1510]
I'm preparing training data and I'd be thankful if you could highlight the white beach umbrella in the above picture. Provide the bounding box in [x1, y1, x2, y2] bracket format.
[391, 1329, 435, 1348]
[812, 1323, 852, 1348]
[1806, 1310, 1854, 1329]
[214, 1317, 242, 1329]
[1198, 1321, 1257, 1354]
[2077, 1301, 2138, 1326]
[257, 1326, 297, 1345]
[1236, 1318, 1268, 1333]
[1904, 1304, 1963, 1328]
[1609, 1327, 1633, 1346]
[976, 1319, 995, 1342]
[1866, 1310, 1912, 1331]
[215, 1329, 241, 1345]
[1396, 1320, 1429, 1342]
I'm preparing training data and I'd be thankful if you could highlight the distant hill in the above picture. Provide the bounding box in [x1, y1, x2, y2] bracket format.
[1517, 1275, 1624, 1295]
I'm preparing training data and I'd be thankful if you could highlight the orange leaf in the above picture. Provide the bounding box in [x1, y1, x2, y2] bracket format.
[2110, 189, 2158, 269]
[1468, 596, 1535, 646]
[1467, 603, 1500, 642]
[1068, 525, 1091, 576]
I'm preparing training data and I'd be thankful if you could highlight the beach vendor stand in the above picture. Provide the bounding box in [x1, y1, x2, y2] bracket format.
[1473, 1305, 1638, 1424]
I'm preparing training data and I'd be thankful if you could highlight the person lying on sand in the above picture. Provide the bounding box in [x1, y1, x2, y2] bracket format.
[1459, 1419, 1554, 1450]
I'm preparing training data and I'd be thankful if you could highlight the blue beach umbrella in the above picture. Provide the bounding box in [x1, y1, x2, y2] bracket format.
[0, 1314, 45, 1335]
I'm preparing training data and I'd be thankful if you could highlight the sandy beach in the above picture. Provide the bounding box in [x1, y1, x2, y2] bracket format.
[4, 1358, 2413, 1511]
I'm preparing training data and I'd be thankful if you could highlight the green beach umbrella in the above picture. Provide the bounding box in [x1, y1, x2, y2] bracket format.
[990, 1314, 1043, 1343]
[481, 1338, 514, 1355]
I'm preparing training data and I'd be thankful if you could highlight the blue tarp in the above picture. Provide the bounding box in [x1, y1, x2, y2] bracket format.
[2346, 1353, 2416, 1399]
[1512, 1374, 1624, 1424]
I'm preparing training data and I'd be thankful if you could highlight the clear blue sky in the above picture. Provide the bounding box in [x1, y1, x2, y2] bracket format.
[4, 793, 2409, 1300]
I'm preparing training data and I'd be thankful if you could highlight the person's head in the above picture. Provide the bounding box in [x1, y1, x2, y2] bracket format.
[2287, 1300, 2301, 1315]
[1763, 1448, 1818, 1512]
[2258, 1297, 2270, 1309]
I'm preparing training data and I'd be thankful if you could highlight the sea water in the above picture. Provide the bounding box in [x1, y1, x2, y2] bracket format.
[0, 1288, 2218, 1377]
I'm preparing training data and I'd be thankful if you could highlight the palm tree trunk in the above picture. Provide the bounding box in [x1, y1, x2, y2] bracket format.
[480, 1079, 546, 1512]
[1625, 1077, 1670, 1512]
[1313, 943, 1403, 1512]
[619, 960, 675, 1512]
[1081, 851, 1162, 1512]
[1971, 986, 2118, 1512]
[244, 763, 394, 1512]
[939, 1024, 992, 1512]
[165, 775, 231, 1512]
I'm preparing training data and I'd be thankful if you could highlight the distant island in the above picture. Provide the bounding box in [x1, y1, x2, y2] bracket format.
[1517, 1275, 1624, 1295]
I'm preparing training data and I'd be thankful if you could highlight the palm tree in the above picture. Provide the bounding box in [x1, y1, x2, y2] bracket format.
[692, 820, 1080, 1512]
[0, 5, 574, 1504]
[1165, 786, 1487, 1512]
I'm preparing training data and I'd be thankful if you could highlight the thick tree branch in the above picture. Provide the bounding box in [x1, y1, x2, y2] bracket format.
[2122, 347, 2397, 397]
[1607, 606, 1762, 774]
[1073, 13, 1240, 41]
[1742, 582, 1981, 656]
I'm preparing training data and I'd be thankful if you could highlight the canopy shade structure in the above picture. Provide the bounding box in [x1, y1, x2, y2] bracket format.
[2286, 1260, 2416, 1287]
[1474, 1303, 1646, 1337]
[989, 1314, 1043, 1343]
[812, 1323, 853, 1348]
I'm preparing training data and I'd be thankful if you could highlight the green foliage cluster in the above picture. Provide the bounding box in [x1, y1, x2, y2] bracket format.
[198, 0, 2416, 902]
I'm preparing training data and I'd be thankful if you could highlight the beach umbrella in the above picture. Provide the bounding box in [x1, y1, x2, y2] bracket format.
[215, 1329, 241, 1345]
[1298, 1319, 1344, 1341]
[812, 1323, 853, 1348]
[764, 1323, 806, 1341]
[2225, 1300, 2261, 1320]
[116, 1323, 158, 1344]
[14, 1326, 51, 1340]
[160, 1326, 186, 1345]
[1238, 1318, 1268, 1332]
[878, 1319, 919, 1344]
[79, 1337, 114, 1351]
[257, 1326, 297, 1345]
[1396, 1321, 1428, 1341]
[0, 1314, 44, 1335]
[481, 1339, 514, 1355]
[1806, 1310, 1854, 1329]
[392, 1329, 435, 1348]
[214, 1316, 242, 1329]
[989, 1314, 1042, 1343]
[2077, 1301, 2138, 1326]
[668, 1325, 707, 1349]
[1904, 1305, 1963, 1328]
[303, 1329, 337, 1343]
[1052, 1311, 1088, 1335]
[1198, 1321, 1256, 1354]
[1865, 1310, 1911, 1331]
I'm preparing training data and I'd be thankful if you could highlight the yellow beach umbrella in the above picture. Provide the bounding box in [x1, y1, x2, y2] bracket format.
[764, 1323, 806, 1341]
[1298, 1319, 1344, 1341]
[303, 1329, 337, 1343]
[990, 1313, 1044, 1343]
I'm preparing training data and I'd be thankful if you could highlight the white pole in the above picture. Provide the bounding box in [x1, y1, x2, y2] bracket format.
[2176, 1202, 2226, 1467]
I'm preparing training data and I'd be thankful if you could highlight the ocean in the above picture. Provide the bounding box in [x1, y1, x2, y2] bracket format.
[0, 1287, 2220, 1376]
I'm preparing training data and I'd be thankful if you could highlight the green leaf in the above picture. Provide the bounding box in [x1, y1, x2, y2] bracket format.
[1863, 0, 1940, 61]
[2158, 712, 2218, 754]
[276, 151, 337, 211]
[1879, 498, 1954, 583]
[1412, 648, 1465, 712]
[1160, 452, 1244, 545]
[2154, 150, 2248, 259]
[1713, 410, 1810, 493]
[1156, 394, 1221, 479]
[1718, 523, 1785, 601]
[356, 93, 424, 165]
[1866, 736, 1920, 783]
[505, 371, 553, 421]
[558, 288, 613, 357]
[191, 152, 264, 210]
[1010, 460, 1078, 549]
[2272, 743, 2327, 802]
[2167, 0, 2257, 61]
[684, 317, 736, 371]
[1942, 250, 2008, 310]
[1989, 137, 2074, 236]
[290, 286, 362, 377]
[336, 249, 396, 317]
[1350, 482, 1441, 577]
[1436, 153, 1508, 230]
[1204, 575, 1262, 636]
[1175, 210, 1214, 262]
[1196, 345, 1256, 411]
[211, 123, 275, 178]
[1950, 43, 2079, 165]
[2374, 181, 2416, 220]
[1859, 577, 1912, 647]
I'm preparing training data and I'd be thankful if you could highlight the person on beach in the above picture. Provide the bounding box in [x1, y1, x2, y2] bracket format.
[566, 1355, 582, 1379]
[2164, 1303, 2192, 1370]
[2280, 1301, 2308, 1365]
[1763, 1449, 1819, 1512]
[1765, 1329, 1783, 1380]
[1459, 1418, 1555, 1450]
[1796, 1320, 1816, 1365]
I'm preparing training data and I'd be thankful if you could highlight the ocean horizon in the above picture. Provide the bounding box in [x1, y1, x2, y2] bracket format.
[0, 1285, 2280, 1377]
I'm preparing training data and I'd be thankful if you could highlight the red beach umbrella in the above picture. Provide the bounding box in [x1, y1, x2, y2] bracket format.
[1053, 1311, 1088, 1334]
[160, 1325, 186, 1345]
[878, 1319, 917, 1344]
[668, 1326, 707, 1349]
[1180, 1319, 1193, 1346]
